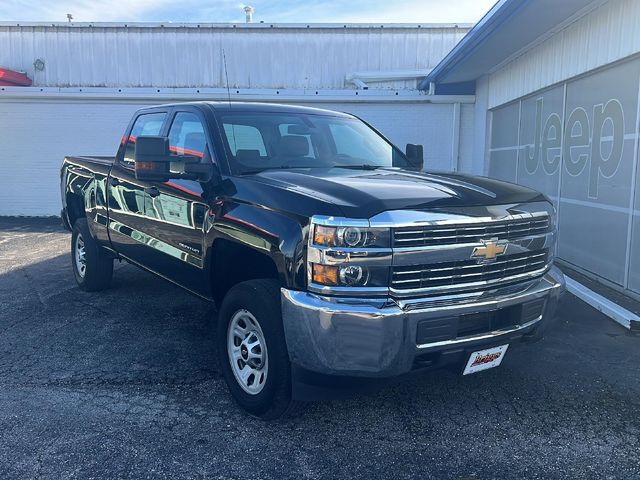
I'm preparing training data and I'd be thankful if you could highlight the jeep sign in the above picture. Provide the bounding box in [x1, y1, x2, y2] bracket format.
[524, 97, 625, 199]
[488, 57, 640, 293]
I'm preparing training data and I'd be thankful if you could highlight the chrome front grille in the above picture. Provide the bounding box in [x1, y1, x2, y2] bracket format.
[391, 249, 549, 294]
[393, 214, 550, 248]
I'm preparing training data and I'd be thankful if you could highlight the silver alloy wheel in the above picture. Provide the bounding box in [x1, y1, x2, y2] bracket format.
[227, 309, 268, 395]
[75, 233, 87, 278]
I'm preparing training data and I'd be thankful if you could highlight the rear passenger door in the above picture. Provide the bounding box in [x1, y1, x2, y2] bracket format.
[138, 109, 214, 294]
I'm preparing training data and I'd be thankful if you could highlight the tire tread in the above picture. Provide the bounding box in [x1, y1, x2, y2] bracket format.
[217, 278, 296, 420]
[72, 218, 113, 292]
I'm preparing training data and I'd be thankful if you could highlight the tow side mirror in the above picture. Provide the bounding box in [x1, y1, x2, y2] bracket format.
[134, 136, 172, 181]
[405, 143, 424, 170]
[134, 136, 205, 182]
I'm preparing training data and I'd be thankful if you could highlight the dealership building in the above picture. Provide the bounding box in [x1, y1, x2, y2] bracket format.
[0, 0, 638, 324]
[421, 0, 640, 320]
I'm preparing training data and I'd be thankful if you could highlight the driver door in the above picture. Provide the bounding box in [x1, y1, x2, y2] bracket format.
[108, 110, 169, 263]
[137, 109, 214, 294]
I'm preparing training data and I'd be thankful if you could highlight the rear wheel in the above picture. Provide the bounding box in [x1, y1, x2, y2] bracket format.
[217, 279, 295, 420]
[71, 218, 113, 291]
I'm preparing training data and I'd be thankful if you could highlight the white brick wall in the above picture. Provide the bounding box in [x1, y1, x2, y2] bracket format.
[0, 99, 471, 216]
[0, 101, 144, 216]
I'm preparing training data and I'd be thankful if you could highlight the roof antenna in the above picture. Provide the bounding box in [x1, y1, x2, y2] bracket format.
[222, 49, 232, 108]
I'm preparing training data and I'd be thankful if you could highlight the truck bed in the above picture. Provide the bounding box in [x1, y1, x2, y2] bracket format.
[61, 155, 116, 231]
[64, 155, 115, 167]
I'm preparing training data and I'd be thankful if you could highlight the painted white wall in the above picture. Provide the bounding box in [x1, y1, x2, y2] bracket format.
[0, 101, 142, 216]
[458, 104, 475, 172]
[0, 97, 473, 216]
[466, 74, 489, 176]
[487, 0, 640, 109]
[470, 0, 640, 177]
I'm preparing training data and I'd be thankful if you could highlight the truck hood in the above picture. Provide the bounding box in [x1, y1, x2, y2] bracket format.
[244, 167, 547, 218]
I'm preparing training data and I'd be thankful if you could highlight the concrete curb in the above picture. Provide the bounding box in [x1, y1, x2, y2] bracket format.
[565, 276, 640, 332]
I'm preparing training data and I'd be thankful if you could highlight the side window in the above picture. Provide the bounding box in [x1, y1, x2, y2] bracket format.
[168, 112, 208, 159]
[222, 124, 267, 156]
[123, 112, 166, 165]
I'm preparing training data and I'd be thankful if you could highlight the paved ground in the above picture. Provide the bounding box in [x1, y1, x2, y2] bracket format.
[0, 218, 638, 480]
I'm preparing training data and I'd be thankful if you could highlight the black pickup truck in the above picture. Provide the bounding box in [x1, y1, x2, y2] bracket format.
[61, 102, 565, 419]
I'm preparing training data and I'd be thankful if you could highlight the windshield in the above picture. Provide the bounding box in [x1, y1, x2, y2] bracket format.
[218, 111, 412, 174]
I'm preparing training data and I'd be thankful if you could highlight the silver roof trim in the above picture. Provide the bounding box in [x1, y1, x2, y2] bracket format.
[0, 22, 474, 30]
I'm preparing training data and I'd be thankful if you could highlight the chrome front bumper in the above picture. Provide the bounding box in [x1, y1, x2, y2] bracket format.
[281, 266, 565, 377]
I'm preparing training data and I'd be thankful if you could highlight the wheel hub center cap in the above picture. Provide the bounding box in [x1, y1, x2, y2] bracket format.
[227, 310, 269, 395]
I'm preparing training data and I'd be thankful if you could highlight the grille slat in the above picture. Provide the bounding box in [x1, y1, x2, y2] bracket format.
[393, 215, 550, 248]
[392, 252, 547, 277]
[391, 250, 549, 292]
[392, 263, 547, 284]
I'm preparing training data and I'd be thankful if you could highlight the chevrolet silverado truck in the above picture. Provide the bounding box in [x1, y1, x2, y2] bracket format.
[61, 102, 565, 419]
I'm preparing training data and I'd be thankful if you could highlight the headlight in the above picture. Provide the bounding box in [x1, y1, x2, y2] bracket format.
[339, 265, 368, 286]
[308, 216, 392, 294]
[312, 224, 390, 248]
[311, 263, 388, 287]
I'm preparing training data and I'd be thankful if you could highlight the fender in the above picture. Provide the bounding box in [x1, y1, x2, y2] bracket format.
[203, 194, 308, 300]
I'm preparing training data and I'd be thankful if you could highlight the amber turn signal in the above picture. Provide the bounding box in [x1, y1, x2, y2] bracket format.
[312, 264, 339, 285]
[135, 161, 157, 171]
[313, 225, 337, 246]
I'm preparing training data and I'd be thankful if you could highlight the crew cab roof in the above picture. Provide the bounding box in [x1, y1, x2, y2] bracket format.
[136, 101, 354, 117]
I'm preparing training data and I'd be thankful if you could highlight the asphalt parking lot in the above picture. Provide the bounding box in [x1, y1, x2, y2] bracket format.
[0, 218, 638, 480]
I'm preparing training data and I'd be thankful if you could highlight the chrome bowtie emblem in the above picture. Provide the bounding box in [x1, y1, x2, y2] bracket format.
[471, 238, 508, 262]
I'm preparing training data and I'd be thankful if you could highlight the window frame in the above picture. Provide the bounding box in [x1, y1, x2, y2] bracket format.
[120, 110, 170, 169]
[166, 110, 211, 162]
[167, 108, 218, 166]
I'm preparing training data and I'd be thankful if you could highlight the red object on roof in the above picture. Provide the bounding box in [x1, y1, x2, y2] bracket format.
[0, 68, 32, 86]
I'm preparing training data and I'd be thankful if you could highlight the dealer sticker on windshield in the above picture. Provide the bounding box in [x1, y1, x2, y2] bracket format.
[463, 344, 509, 375]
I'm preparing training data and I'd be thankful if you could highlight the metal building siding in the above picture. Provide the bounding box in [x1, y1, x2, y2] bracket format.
[0, 24, 469, 90]
[487, 0, 640, 109]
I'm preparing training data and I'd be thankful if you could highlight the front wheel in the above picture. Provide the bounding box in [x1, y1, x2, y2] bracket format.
[217, 279, 295, 420]
[71, 218, 113, 291]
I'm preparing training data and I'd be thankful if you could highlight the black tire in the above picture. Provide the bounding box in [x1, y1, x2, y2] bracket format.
[71, 218, 114, 292]
[217, 279, 295, 420]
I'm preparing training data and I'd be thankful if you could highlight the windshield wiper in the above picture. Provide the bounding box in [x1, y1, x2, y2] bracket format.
[239, 165, 328, 175]
[238, 166, 293, 175]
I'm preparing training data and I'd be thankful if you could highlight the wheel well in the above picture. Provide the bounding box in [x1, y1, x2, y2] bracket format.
[66, 193, 85, 227]
[211, 239, 280, 304]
